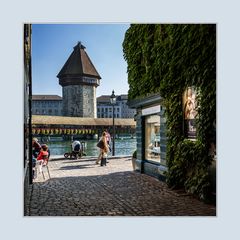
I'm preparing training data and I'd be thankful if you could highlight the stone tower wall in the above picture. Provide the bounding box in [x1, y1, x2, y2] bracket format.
[62, 85, 96, 118]
[82, 85, 96, 118]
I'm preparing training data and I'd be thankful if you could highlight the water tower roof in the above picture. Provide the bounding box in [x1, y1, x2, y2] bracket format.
[57, 42, 101, 79]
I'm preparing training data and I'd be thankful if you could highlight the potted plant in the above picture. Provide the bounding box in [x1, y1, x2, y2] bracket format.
[132, 150, 137, 170]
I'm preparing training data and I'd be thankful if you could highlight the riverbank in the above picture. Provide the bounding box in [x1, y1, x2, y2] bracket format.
[50, 154, 132, 161]
[45, 138, 136, 156]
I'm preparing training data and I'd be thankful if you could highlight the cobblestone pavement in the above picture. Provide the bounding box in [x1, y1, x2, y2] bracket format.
[25, 156, 216, 216]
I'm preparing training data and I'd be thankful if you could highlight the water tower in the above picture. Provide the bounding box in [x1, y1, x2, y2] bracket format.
[57, 42, 101, 117]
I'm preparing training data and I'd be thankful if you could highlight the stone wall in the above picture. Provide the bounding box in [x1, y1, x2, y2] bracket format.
[82, 85, 96, 118]
[62, 85, 96, 117]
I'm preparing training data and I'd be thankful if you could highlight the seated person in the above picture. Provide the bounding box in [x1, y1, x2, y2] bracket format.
[32, 138, 41, 158]
[37, 144, 49, 171]
[42, 144, 51, 159]
[72, 140, 81, 153]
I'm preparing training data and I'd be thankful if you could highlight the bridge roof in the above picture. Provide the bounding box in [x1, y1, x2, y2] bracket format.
[32, 115, 136, 127]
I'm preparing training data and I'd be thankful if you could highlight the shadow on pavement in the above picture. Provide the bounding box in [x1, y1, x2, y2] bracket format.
[28, 170, 216, 216]
[59, 163, 96, 170]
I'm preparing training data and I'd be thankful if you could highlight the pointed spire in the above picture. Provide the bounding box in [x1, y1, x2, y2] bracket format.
[74, 41, 86, 50]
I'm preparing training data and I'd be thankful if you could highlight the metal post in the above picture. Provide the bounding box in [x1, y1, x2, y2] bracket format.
[112, 105, 115, 156]
[110, 90, 116, 156]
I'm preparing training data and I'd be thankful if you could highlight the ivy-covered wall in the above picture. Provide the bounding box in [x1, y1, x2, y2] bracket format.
[123, 24, 216, 200]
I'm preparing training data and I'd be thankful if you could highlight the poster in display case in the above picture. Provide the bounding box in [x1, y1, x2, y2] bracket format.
[183, 86, 198, 140]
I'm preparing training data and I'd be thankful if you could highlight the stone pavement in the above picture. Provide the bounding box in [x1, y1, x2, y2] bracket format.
[25, 156, 216, 216]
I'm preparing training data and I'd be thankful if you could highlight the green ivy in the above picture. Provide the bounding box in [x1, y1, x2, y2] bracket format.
[123, 24, 216, 201]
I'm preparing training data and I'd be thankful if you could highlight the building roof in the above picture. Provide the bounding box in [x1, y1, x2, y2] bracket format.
[97, 95, 111, 103]
[97, 94, 128, 103]
[57, 42, 101, 79]
[32, 95, 62, 101]
[119, 94, 128, 100]
[32, 115, 135, 127]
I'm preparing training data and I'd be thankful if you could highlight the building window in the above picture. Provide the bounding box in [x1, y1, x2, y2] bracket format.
[145, 114, 161, 163]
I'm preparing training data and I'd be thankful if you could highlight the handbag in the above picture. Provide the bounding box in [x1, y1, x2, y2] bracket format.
[96, 139, 104, 149]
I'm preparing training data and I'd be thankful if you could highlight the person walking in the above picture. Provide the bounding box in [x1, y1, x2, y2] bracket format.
[96, 131, 109, 165]
[104, 129, 112, 152]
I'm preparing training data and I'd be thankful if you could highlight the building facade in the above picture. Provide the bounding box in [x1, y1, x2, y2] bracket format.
[32, 95, 62, 116]
[57, 42, 101, 118]
[97, 94, 136, 119]
[32, 93, 135, 119]
[128, 93, 166, 180]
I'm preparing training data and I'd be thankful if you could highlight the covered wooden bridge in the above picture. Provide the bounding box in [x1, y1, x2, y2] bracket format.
[31, 115, 136, 138]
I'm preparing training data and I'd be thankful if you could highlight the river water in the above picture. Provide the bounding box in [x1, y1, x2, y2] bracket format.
[46, 138, 136, 157]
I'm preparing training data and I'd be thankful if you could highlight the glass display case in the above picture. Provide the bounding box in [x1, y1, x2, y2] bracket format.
[145, 114, 160, 163]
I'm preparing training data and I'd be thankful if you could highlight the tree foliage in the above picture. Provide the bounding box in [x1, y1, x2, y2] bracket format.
[123, 24, 216, 200]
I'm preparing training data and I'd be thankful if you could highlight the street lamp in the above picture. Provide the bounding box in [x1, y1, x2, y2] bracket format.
[110, 90, 116, 156]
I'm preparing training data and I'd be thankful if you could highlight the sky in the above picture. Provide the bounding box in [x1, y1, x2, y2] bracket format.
[32, 24, 130, 97]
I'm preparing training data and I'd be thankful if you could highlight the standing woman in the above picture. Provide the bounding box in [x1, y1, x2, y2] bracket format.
[96, 131, 109, 166]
